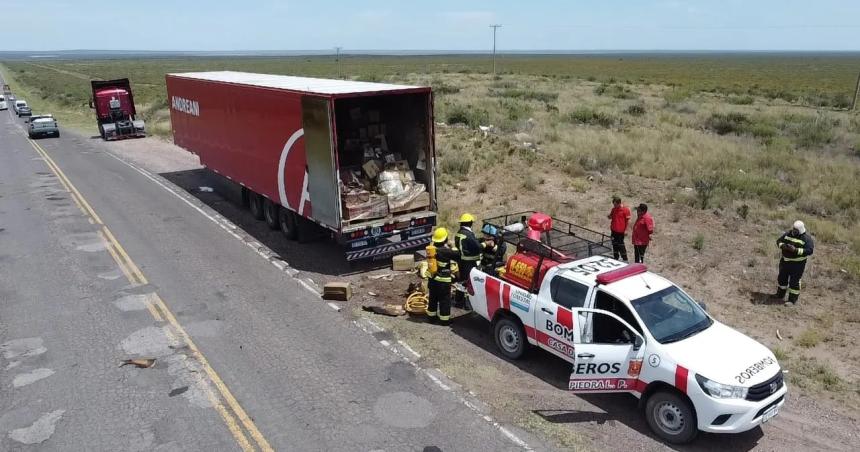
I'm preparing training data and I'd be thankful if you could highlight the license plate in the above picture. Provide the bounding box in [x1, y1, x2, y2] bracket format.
[350, 240, 369, 248]
[761, 405, 779, 423]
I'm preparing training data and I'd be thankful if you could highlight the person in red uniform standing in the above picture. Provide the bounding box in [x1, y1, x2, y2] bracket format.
[632, 203, 655, 264]
[608, 196, 632, 262]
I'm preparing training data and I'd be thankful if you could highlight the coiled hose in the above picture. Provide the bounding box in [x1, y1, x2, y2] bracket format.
[405, 291, 429, 315]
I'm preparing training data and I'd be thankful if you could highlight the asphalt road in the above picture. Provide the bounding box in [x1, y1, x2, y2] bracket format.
[0, 107, 539, 450]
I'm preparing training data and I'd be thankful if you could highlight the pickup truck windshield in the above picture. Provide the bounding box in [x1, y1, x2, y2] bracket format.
[631, 286, 712, 344]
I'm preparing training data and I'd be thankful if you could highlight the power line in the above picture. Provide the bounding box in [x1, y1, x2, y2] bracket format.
[490, 24, 502, 76]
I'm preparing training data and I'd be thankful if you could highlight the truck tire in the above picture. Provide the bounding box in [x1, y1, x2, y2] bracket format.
[263, 199, 279, 230]
[644, 390, 698, 444]
[240, 187, 251, 209]
[279, 209, 298, 240]
[248, 192, 265, 220]
[494, 317, 527, 360]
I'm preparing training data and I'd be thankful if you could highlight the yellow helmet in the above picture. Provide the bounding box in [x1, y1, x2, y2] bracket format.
[432, 227, 449, 243]
[459, 213, 475, 224]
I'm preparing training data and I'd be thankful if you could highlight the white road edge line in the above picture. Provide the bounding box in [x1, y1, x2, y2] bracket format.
[103, 150, 533, 451]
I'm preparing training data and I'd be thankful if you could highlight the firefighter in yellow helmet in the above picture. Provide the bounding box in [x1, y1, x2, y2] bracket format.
[426, 227, 459, 325]
[454, 213, 481, 308]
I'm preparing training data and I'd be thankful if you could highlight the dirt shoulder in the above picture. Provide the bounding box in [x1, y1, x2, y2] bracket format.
[82, 128, 860, 451]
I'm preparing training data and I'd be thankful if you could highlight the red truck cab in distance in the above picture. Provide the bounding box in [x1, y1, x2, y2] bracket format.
[165, 71, 438, 261]
[90, 79, 146, 140]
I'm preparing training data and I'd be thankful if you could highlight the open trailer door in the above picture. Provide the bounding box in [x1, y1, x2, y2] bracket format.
[301, 96, 340, 228]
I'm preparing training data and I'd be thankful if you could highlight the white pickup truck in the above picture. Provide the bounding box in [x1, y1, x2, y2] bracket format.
[466, 212, 786, 444]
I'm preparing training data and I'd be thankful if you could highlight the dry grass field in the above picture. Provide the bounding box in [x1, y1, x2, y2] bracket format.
[3, 54, 860, 448]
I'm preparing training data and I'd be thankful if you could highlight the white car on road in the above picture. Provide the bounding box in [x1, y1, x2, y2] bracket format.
[0, 95, 7, 110]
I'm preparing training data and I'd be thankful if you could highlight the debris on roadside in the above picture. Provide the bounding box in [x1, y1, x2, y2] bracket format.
[361, 304, 407, 317]
[323, 282, 352, 301]
[392, 254, 415, 271]
[120, 358, 156, 369]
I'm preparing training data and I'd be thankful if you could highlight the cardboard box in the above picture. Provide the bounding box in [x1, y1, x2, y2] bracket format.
[392, 254, 415, 271]
[362, 159, 383, 179]
[343, 194, 389, 221]
[323, 282, 352, 301]
[390, 191, 430, 214]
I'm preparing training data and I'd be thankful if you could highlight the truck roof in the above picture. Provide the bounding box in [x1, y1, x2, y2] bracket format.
[167, 71, 428, 96]
[557, 255, 672, 301]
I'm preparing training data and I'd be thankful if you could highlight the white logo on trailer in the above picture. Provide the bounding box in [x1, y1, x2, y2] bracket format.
[277, 129, 310, 212]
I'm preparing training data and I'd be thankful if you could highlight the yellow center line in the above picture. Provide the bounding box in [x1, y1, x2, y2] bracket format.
[27, 139, 273, 452]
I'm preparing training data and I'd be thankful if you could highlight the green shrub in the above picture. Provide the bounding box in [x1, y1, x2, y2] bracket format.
[567, 107, 616, 128]
[626, 103, 646, 116]
[578, 151, 636, 172]
[727, 95, 755, 105]
[440, 153, 471, 178]
[664, 88, 691, 104]
[796, 329, 823, 348]
[692, 173, 724, 209]
[722, 173, 801, 206]
[433, 83, 461, 95]
[705, 112, 749, 135]
[780, 113, 836, 148]
[491, 88, 558, 103]
[595, 83, 636, 99]
[692, 233, 705, 251]
[445, 104, 490, 128]
[498, 99, 532, 122]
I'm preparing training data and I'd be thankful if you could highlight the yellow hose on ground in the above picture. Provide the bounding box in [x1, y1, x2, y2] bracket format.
[405, 291, 429, 315]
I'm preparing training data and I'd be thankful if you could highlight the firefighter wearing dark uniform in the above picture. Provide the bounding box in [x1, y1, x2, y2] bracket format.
[426, 227, 459, 325]
[455, 213, 482, 282]
[454, 213, 482, 308]
[479, 225, 507, 275]
[774, 220, 814, 306]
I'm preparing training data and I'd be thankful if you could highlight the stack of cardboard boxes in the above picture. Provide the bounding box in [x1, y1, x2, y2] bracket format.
[340, 107, 430, 221]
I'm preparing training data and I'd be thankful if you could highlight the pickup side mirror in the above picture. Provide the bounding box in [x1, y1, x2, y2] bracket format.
[88, 99, 94, 109]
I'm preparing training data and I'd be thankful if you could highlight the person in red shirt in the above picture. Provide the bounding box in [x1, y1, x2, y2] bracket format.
[608, 196, 631, 261]
[632, 203, 655, 263]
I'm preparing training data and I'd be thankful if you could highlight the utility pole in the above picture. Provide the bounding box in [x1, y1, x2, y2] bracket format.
[489, 24, 502, 77]
[334, 46, 342, 79]
[852, 70, 860, 111]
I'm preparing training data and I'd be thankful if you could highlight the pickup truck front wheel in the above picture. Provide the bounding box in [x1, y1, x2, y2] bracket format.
[645, 390, 698, 444]
[494, 317, 527, 360]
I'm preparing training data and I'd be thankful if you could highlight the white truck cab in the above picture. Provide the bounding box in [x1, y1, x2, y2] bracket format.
[468, 213, 786, 444]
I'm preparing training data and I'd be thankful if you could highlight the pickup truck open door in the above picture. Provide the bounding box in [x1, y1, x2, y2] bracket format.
[568, 308, 646, 393]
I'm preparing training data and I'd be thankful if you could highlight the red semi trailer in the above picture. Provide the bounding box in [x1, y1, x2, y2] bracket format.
[165, 71, 438, 261]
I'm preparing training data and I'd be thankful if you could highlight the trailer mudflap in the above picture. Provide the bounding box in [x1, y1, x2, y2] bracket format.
[345, 235, 431, 261]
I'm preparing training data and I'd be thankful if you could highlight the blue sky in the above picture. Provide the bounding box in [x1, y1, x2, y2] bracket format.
[4, 0, 859, 51]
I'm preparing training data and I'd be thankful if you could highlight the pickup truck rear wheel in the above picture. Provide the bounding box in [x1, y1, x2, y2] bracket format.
[645, 390, 698, 444]
[263, 199, 279, 230]
[494, 317, 527, 360]
[248, 192, 265, 220]
[279, 208, 298, 240]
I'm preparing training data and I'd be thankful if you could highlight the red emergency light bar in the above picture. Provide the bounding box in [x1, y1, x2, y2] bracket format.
[596, 263, 648, 285]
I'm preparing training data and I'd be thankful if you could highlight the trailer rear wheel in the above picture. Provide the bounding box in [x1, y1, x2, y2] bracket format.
[263, 199, 280, 230]
[240, 187, 251, 209]
[279, 208, 298, 240]
[248, 192, 265, 220]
